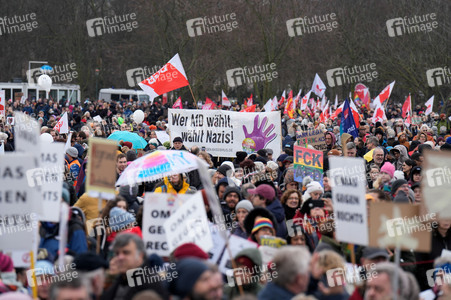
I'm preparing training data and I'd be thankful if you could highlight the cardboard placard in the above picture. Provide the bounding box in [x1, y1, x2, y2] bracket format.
[86, 138, 117, 196]
[368, 202, 433, 252]
[296, 129, 327, 151]
[293, 145, 324, 184]
[329, 157, 369, 246]
[421, 150, 451, 220]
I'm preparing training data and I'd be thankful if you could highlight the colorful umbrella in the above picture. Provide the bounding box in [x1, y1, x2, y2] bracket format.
[107, 131, 147, 149]
[116, 150, 202, 186]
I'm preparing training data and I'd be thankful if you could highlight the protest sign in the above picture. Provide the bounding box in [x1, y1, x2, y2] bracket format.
[37, 143, 65, 222]
[164, 192, 213, 253]
[4, 251, 31, 268]
[421, 150, 451, 219]
[156, 131, 170, 144]
[368, 202, 433, 252]
[293, 145, 323, 184]
[0, 154, 41, 250]
[142, 193, 191, 257]
[218, 235, 258, 274]
[168, 109, 281, 158]
[14, 112, 40, 156]
[296, 129, 327, 151]
[329, 157, 368, 246]
[6, 117, 14, 125]
[260, 236, 287, 248]
[86, 138, 117, 197]
[207, 223, 227, 265]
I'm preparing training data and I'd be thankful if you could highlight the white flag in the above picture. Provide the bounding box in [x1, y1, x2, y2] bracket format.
[54, 112, 69, 134]
[263, 99, 273, 112]
[221, 90, 231, 107]
[64, 132, 72, 152]
[424, 96, 434, 116]
[321, 96, 327, 110]
[301, 90, 312, 110]
[312, 73, 326, 97]
[0, 90, 5, 117]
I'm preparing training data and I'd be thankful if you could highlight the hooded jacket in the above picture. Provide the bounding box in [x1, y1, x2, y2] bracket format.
[154, 176, 189, 194]
[393, 145, 409, 171]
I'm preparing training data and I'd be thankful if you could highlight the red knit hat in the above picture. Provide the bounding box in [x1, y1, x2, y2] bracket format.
[173, 243, 209, 260]
[0, 253, 14, 272]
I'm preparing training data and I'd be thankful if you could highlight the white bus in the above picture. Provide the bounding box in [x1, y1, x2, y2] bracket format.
[0, 82, 81, 104]
[98, 88, 150, 104]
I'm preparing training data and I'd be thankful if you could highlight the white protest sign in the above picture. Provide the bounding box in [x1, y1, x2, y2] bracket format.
[155, 131, 170, 144]
[93, 115, 102, 122]
[329, 156, 369, 246]
[164, 192, 213, 253]
[207, 223, 227, 265]
[168, 109, 282, 158]
[142, 193, 190, 256]
[218, 235, 258, 274]
[37, 143, 65, 222]
[0, 154, 41, 250]
[422, 151, 451, 219]
[4, 251, 31, 268]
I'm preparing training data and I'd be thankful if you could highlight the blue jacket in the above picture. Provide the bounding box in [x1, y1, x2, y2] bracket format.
[266, 199, 287, 238]
[258, 282, 294, 300]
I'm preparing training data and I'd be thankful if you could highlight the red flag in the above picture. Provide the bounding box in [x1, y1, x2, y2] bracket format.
[402, 94, 412, 126]
[373, 81, 395, 105]
[0, 90, 5, 117]
[202, 97, 216, 110]
[372, 104, 386, 123]
[300, 91, 312, 110]
[320, 101, 329, 122]
[172, 97, 183, 109]
[221, 90, 231, 107]
[278, 90, 286, 106]
[247, 94, 253, 106]
[241, 104, 256, 112]
[139, 54, 189, 102]
[285, 92, 295, 119]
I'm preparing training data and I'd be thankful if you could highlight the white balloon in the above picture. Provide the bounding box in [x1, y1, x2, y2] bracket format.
[40, 133, 54, 143]
[38, 74, 52, 92]
[133, 110, 144, 124]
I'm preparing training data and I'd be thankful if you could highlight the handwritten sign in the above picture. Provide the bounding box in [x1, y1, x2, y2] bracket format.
[293, 145, 324, 184]
[329, 157, 368, 245]
[86, 138, 117, 196]
[296, 129, 327, 151]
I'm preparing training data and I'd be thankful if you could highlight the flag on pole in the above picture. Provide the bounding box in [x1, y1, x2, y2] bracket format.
[54, 112, 69, 134]
[0, 90, 5, 118]
[301, 91, 312, 110]
[278, 90, 286, 106]
[341, 99, 359, 137]
[221, 90, 231, 107]
[320, 101, 329, 123]
[241, 105, 256, 112]
[373, 81, 395, 106]
[349, 98, 361, 128]
[138, 54, 189, 102]
[424, 96, 434, 116]
[172, 97, 183, 109]
[264, 97, 278, 112]
[312, 73, 326, 97]
[202, 98, 216, 110]
[372, 103, 386, 123]
[294, 89, 302, 106]
[247, 94, 253, 106]
[284, 91, 294, 117]
[321, 96, 327, 111]
[402, 94, 412, 126]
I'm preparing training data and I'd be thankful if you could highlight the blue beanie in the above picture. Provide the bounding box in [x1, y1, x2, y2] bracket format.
[109, 207, 135, 232]
[446, 136, 451, 144]
[169, 258, 209, 297]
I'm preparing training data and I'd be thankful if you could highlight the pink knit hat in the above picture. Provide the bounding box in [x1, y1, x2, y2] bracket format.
[380, 162, 395, 178]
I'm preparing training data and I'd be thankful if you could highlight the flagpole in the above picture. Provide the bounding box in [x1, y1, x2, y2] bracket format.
[188, 84, 197, 103]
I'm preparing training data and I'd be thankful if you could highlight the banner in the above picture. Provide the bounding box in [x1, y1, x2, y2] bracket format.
[293, 145, 323, 185]
[142, 193, 189, 257]
[38, 143, 65, 222]
[86, 138, 117, 197]
[329, 157, 369, 246]
[164, 192, 213, 253]
[168, 109, 281, 158]
[296, 129, 327, 151]
[0, 154, 41, 250]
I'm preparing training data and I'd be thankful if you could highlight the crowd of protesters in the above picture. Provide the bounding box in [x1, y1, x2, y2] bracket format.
[0, 95, 450, 300]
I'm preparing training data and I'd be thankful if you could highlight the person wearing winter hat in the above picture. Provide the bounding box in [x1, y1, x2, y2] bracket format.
[409, 166, 422, 185]
[232, 200, 254, 239]
[221, 186, 242, 228]
[171, 136, 187, 150]
[302, 181, 324, 202]
[248, 184, 275, 208]
[148, 138, 159, 150]
[391, 179, 410, 201]
[107, 207, 142, 243]
[374, 162, 395, 189]
[250, 217, 276, 244]
[223, 248, 264, 298]
[169, 258, 215, 300]
[65, 146, 81, 186]
[173, 243, 209, 260]
[216, 164, 231, 181]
